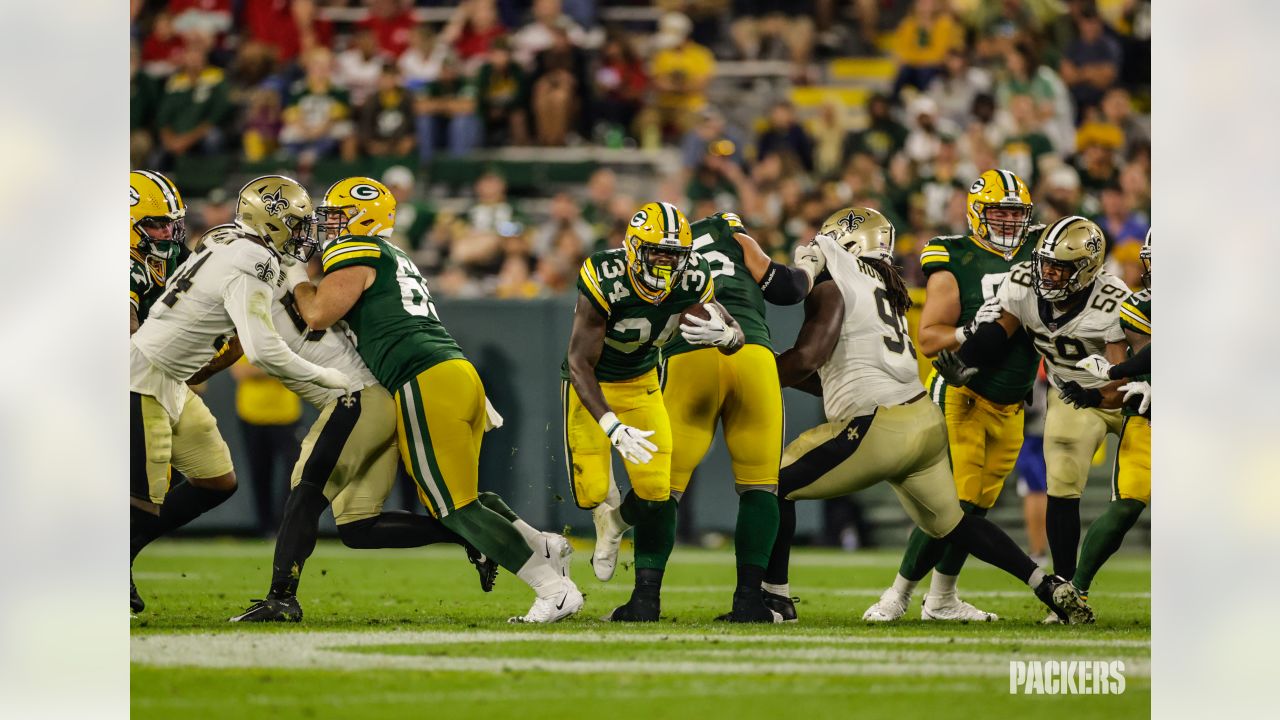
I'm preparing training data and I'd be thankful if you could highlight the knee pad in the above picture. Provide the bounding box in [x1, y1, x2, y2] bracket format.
[337, 517, 378, 549]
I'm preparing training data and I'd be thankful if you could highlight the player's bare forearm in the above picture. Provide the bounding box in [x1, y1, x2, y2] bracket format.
[789, 369, 824, 397]
[1104, 340, 1128, 366]
[735, 232, 773, 283]
[188, 337, 243, 385]
[1095, 379, 1128, 409]
[294, 265, 373, 330]
[709, 300, 744, 355]
[1125, 328, 1150, 354]
[776, 282, 842, 387]
[567, 295, 612, 421]
[917, 270, 962, 356]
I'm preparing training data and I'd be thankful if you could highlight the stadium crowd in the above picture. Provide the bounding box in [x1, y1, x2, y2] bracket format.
[131, 0, 1151, 297]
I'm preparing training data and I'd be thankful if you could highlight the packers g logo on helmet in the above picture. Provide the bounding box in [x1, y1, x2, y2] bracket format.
[623, 201, 693, 304]
[819, 206, 895, 261]
[966, 168, 1033, 255]
[129, 170, 187, 255]
[1031, 216, 1106, 302]
[319, 177, 397, 242]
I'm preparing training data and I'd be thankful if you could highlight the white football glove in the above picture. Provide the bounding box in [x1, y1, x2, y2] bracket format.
[679, 304, 742, 349]
[598, 412, 657, 465]
[313, 367, 358, 394]
[793, 238, 827, 282]
[283, 259, 312, 290]
[1119, 380, 1152, 415]
[1075, 354, 1114, 381]
[484, 397, 504, 432]
[956, 296, 1003, 345]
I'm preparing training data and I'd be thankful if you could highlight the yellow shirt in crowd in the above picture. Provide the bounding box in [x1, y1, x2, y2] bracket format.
[652, 42, 716, 111]
[891, 13, 963, 68]
[234, 357, 302, 426]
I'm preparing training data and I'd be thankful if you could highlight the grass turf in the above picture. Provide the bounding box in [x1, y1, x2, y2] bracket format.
[131, 539, 1149, 719]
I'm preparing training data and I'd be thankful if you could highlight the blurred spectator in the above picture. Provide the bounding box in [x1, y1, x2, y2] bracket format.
[357, 64, 416, 158]
[535, 252, 576, 295]
[382, 166, 436, 252]
[529, 27, 587, 146]
[1075, 131, 1121, 206]
[229, 357, 302, 537]
[155, 40, 231, 163]
[1059, 7, 1121, 119]
[580, 167, 616, 245]
[844, 93, 908, 167]
[680, 109, 746, 172]
[994, 42, 1076, 155]
[966, 0, 1044, 63]
[475, 38, 530, 146]
[903, 96, 946, 167]
[592, 33, 649, 144]
[141, 11, 185, 75]
[280, 48, 357, 170]
[131, 44, 160, 167]
[413, 55, 480, 164]
[443, 0, 509, 68]
[494, 253, 541, 299]
[511, 0, 589, 67]
[243, 0, 332, 65]
[1100, 87, 1148, 154]
[198, 187, 236, 233]
[336, 27, 387, 106]
[1095, 183, 1148, 249]
[927, 50, 993, 130]
[361, 0, 416, 58]
[398, 27, 447, 91]
[242, 86, 283, 162]
[642, 12, 716, 146]
[1106, 239, 1145, 291]
[728, 2, 815, 74]
[1041, 164, 1084, 219]
[533, 192, 594, 257]
[467, 171, 522, 235]
[169, 0, 233, 40]
[809, 103, 850, 179]
[757, 100, 815, 172]
[890, 0, 964, 97]
[998, 94, 1055, 189]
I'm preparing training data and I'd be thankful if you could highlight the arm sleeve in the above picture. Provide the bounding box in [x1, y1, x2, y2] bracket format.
[758, 261, 812, 305]
[957, 320, 1010, 368]
[1109, 343, 1151, 380]
[223, 273, 332, 384]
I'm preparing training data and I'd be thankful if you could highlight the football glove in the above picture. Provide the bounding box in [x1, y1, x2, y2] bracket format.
[1058, 380, 1102, 409]
[793, 238, 827, 282]
[484, 397, 504, 432]
[1120, 380, 1151, 415]
[933, 349, 978, 387]
[598, 412, 657, 465]
[313, 367, 358, 395]
[955, 296, 1003, 345]
[1075, 354, 1114, 381]
[679, 304, 742, 349]
[283, 258, 311, 290]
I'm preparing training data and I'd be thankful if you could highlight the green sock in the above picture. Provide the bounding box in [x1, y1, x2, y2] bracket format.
[898, 527, 946, 582]
[734, 489, 779, 570]
[1073, 499, 1146, 594]
[633, 498, 678, 571]
[476, 491, 518, 522]
[619, 489, 665, 526]
[440, 501, 533, 573]
[934, 502, 987, 575]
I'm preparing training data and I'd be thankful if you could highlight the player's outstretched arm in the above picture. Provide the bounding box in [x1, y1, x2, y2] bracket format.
[917, 269, 964, 356]
[290, 264, 374, 330]
[955, 310, 1019, 369]
[566, 294, 611, 421]
[776, 281, 843, 389]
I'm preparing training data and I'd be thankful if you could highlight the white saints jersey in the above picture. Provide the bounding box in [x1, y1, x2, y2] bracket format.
[813, 235, 923, 421]
[273, 291, 377, 408]
[997, 262, 1128, 390]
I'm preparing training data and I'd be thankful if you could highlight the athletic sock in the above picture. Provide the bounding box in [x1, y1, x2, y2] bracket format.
[633, 498, 678, 571]
[618, 489, 665, 526]
[941, 514, 1037, 585]
[476, 492, 542, 548]
[929, 571, 958, 598]
[1046, 496, 1082, 580]
[891, 573, 918, 597]
[441, 500, 534, 573]
[1073, 499, 1146, 594]
[268, 483, 330, 598]
[337, 511, 465, 549]
[763, 496, 795, 586]
[131, 481, 235, 560]
[762, 581, 790, 597]
[735, 489, 779, 571]
[934, 502, 986, 575]
[897, 527, 947, 582]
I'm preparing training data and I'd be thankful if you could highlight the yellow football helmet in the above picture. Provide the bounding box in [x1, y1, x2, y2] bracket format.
[623, 201, 693, 303]
[966, 168, 1034, 254]
[318, 177, 397, 243]
[1032, 215, 1106, 302]
[1140, 228, 1151, 288]
[130, 170, 186, 256]
[236, 175, 317, 262]
[819, 206, 895, 261]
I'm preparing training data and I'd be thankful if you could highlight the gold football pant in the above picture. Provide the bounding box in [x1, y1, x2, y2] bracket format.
[662, 345, 783, 497]
[1111, 415, 1151, 505]
[1044, 391, 1124, 498]
[926, 372, 1024, 509]
[130, 390, 234, 504]
[290, 384, 401, 524]
[562, 368, 672, 508]
[779, 395, 963, 538]
[394, 359, 487, 518]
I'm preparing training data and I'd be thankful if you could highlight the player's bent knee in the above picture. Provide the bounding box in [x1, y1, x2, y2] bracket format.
[337, 518, 379, 549]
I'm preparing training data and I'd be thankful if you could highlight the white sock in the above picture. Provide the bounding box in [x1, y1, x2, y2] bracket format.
[929, 571, 959, 597]
[891, 573, 918, 597]
[513, 519, 542, 549]
[1027, 568, 1046, 590]
[762, 582, 790, 597]
[516, 553, 561, 596]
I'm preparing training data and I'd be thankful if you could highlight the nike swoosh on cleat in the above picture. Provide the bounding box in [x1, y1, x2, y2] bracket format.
[544, 540, 552, 559]
[556, 592, 569, 610]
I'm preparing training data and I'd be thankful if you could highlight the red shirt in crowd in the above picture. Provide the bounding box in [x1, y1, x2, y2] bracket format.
[455, 24, 508, 62]
[360, 8, 416, 58]
[244, 0, 332, 62]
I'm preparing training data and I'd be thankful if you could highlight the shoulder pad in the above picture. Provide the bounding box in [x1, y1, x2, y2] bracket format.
[228, 239, 280, 284]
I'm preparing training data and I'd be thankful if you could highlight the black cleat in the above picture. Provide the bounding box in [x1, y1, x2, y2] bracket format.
[465, 545, 499, 593]
[229, 595, 303, 623]
[716, 589, 784, 623]
[605, 593, 660, 622]
[761, 590, 798, 622]
[1034, 574, 1094, 624]
[131, 571, 145, 614]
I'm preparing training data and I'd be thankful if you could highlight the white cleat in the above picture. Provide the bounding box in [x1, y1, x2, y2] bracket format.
[509, 578, 585, 624]
[538, 532, 574, 579]
[590, 504, 625, 582]
[1041, 612, 1063, 624]
[921, 593, 999, 622]
[862, 587, 911, 622]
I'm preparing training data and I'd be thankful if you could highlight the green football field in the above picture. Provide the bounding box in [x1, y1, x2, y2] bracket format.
[130, 539, 1149, 719]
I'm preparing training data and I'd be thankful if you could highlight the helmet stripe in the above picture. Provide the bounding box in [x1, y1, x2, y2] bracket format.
[659, 202, 679, 238]
[137, 170, 179, 215]
[997, 169, 1017, 196]
[1041, 215, 1081, 252]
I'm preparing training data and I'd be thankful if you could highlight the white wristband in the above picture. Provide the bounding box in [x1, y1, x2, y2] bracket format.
[955, 326, 970, 346]
[598, 411, 621, 438]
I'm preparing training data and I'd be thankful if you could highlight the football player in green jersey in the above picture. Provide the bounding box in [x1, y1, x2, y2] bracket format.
[288, 177, 583, 624]
[865, 168, 1040, 623]
[130, 170, 191, 334]
[563, 201, 746, 622]
[1071, 228, 1152, 617]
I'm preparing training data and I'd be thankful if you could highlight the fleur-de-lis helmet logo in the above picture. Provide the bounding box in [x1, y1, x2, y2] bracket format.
[837, 211, 866, 234]
[1085, 231, 1102, 255]
[261, 188, 290, 217]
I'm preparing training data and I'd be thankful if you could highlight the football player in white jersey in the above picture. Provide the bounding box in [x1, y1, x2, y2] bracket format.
[935, 215, 1131, 623]
[129, 176, 356, 612]
[761, 208, 1089, 623]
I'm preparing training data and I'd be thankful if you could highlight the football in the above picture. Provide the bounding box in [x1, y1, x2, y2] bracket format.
[679, 302, 713, 325]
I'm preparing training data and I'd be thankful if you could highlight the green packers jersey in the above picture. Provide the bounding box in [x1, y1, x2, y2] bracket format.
[920, 234, 1039, 404]
[1119, 288, 1151, 416]
[321, 235, 463, 392]
[563, 248, 715, 382]
[663, 212, 771, 357]
[130, 245, 190, 324]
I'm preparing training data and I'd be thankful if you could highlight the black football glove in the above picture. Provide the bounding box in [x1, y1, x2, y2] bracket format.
[933, 349, 978, 387]
[1058, 380, 1102, 409]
